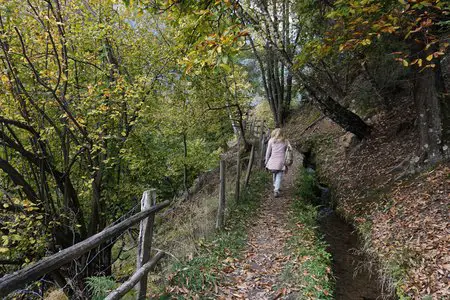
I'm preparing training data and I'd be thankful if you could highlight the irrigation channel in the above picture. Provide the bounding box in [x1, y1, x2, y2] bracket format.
[302, 151, 394, 300]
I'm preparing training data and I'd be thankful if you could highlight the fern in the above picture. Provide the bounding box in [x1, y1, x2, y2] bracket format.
[86, 276, 117, 300]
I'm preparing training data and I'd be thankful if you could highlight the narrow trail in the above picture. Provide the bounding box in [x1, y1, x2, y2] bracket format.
[211, 150, 389, 300]
[215, 153, 302, 299]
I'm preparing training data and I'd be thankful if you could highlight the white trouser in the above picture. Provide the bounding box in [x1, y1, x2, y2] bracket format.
[272, 171, 283, 192]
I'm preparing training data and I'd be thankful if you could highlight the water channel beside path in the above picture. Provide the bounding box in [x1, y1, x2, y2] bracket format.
[303, 150, 394, 300]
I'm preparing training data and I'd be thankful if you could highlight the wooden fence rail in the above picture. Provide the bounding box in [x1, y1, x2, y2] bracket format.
[0, 199, 170, 298]
[105, 251, 165, 300]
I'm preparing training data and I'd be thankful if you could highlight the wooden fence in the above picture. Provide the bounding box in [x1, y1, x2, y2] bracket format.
[0, 119, 270, 299]
[0, 191, 169, 299]
[216, 119, 269, 229]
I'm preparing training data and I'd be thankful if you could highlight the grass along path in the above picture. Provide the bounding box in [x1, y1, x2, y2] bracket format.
[159, 170, 270, 299]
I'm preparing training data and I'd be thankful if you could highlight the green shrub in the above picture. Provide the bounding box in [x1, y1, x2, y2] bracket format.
[297, 168, 320, 204]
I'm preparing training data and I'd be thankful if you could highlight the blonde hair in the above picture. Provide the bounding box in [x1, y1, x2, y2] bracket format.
[271, 128, 285, 142]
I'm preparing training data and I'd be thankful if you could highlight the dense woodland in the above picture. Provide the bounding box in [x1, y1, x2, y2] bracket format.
[0, 0, 448, 298]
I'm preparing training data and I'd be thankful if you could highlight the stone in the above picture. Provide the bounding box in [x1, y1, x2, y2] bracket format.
[365, 113, 383, 126]
[338, 132, 359, 149]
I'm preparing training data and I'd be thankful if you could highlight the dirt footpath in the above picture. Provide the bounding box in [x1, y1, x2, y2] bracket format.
[214, 152, 302, 299]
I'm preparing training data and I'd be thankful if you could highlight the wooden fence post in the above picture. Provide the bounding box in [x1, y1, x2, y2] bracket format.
[136, 189, 156, 299]
[259, 121, 265, 168]
[244, 144, 255, 188]
[216, 158, 226, 229]
[235, 134, 241, 203]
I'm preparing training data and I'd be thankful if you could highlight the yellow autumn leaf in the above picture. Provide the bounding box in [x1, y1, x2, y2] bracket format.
[402, 59, 409, 67]
[418, 59, 423, 67]
[0, 74, 8, 83]
[361, 39, 371, 46]
[426, 54, 433, 61]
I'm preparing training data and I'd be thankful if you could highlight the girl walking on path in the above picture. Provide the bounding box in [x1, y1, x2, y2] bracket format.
[265, 128, 290, 198]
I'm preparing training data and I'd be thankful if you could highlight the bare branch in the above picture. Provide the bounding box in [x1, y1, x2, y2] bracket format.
[0, 117, 38, 135]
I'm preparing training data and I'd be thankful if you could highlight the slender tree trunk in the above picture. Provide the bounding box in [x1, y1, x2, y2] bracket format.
[0, 158, 39, 202]
[266, 47, 279, 126]
[284, 72, 292, 121]
[274, 60, 283, 126]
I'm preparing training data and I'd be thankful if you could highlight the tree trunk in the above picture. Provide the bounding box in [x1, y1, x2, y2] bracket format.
[270, 45, 371, 138]
[284, 72, 292, 123]
[314, 94, 371, 139]
[442, 92, 450, 151]
[0, 158, 39, 203]
[414, 64, 445, 163]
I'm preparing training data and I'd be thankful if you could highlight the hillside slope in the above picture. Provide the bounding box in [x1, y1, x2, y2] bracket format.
[284, 98, 449, 299]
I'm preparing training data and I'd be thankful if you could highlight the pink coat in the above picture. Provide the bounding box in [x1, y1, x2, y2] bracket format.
[265, 138, 287, 171]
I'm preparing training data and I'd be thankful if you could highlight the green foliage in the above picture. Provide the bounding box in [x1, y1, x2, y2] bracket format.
[0, 201, 50, 264]
[86, 276, 117, 300]
[160, 1, 248, 74]
[322, 0, 449, 67]
[0, 0, 254, 279]
[297, 169, 321, 204]
[253, 100, 275, 128]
